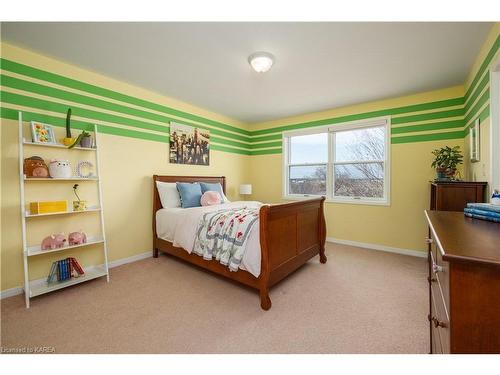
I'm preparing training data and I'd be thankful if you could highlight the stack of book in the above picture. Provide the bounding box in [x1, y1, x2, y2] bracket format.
[464, 203, 500, 223]
[46, 257, 85, 285]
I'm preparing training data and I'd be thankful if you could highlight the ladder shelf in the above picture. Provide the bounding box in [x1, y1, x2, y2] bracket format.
[18, 111, 110, 308]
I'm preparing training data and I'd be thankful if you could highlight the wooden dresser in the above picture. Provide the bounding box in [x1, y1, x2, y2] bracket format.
[425, 210, 500, 353]
[430, 181, 487, 211]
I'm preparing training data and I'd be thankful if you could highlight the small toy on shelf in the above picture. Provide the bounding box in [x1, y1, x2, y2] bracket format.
[49, 159, 72, 178]
[68, 231, 87, 246]
[72, 184, 87, 211]
[41, 233, 66, 250]
[23, 156, 49, 178]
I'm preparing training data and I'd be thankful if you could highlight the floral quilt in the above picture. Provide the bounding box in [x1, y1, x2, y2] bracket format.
[192, 207, 260, 272]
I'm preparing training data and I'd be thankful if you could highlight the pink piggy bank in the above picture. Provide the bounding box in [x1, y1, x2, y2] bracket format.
[68, 231, 87, 246]
[41, 233, 66, 250]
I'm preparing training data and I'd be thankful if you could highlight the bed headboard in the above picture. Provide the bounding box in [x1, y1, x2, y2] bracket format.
[152, 175, 226, 216]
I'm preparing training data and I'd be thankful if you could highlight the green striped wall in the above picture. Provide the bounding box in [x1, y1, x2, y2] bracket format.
[1, 33, 498, 156]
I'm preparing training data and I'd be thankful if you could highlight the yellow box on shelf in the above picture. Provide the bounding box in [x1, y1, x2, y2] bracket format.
[29, 200, 68, 215]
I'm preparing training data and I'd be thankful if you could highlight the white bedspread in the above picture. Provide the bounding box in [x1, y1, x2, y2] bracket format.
[156, 201, 263, 277]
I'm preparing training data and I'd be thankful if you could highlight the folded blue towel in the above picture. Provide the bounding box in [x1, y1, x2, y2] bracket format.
[464, 212, 500, 223]
[464, 207, 500, 219]
[466, 203, 500, 214]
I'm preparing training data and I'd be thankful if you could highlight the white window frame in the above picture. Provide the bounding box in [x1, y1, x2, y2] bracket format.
[282, 116, 391, 206]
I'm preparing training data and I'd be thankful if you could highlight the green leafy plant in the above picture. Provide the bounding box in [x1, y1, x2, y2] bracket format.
[68, 130, 91, 149]
[431, 146, 463, 178]
[66, 108, 72, 138]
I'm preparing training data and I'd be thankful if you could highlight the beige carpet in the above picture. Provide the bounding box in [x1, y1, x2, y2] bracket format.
[1, 243, 428, 353]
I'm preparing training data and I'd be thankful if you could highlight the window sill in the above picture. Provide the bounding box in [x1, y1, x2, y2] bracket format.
[283, 195, 390, 207]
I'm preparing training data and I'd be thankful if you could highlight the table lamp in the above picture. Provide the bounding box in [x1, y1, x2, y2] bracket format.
[239, 184, 252, 200]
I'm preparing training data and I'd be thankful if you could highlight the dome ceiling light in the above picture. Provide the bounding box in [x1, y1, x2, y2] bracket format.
[248, 51, 275, 73]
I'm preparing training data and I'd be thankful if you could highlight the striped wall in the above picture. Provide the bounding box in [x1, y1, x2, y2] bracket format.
[0, 58, 253, 155]
[1, 31, 499, 156]
[250, 34, 499, 155]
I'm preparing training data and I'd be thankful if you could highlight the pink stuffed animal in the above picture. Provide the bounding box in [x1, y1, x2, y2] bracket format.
[68, 231, 87, 245]
[200, 191, 222, 206]
[41, 233, 66, 250]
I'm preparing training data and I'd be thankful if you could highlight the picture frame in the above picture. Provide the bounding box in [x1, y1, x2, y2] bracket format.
[169, 122, 210, 166]
[30, 121, 56, 144]
[470, 118, 480, 163]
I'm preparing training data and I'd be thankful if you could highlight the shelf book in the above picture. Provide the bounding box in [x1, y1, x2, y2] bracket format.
[47, 257, 85, 284]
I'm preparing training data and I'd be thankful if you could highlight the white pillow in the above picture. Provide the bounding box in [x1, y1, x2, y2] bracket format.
[156, 181, 181, 208]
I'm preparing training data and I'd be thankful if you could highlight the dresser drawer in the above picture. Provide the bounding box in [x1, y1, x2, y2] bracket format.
[430, 287, 443, 354]
[430, 251, 450, 319]
[430, 274, 450, 353]
[428, 229, 450, 315]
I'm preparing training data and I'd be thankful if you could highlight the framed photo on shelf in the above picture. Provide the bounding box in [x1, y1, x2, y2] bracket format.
[30, 121, 56, 144]
[470, 118, 480, 163]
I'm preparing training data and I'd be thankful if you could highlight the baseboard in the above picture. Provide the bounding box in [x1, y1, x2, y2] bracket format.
[0, 250, 153, 300]
[326, 237, 426, 258]
[0, 286, 24, 300]
[108, 250, 152, 268]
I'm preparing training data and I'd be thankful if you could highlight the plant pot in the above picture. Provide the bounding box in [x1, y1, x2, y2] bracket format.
[73, 200, 87, 212]
[436, 167, 448, 181]
[62, 137, 77, 146]
[79, 136, 93, 148]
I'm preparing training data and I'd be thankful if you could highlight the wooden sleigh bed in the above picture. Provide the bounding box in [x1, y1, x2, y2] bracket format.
[152, 175, 327, 310]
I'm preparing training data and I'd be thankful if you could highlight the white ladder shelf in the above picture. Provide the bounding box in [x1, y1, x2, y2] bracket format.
[18, 112, 110, 308]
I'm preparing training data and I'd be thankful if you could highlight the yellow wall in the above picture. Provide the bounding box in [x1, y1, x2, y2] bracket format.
[249, 86, 465, 252]
[1, 43, 250, 292]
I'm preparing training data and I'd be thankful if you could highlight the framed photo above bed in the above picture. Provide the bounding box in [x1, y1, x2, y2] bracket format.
[169, 122, 210, 166]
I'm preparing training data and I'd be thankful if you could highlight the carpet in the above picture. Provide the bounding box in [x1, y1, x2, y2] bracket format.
[0, 243, 428, 353]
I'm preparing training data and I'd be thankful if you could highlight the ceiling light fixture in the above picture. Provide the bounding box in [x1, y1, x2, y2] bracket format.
[248, 52, 275, 73]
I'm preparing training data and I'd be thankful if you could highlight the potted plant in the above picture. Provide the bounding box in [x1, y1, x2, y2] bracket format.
[72, 184, 87, 212]
[62, 108, 77, 146]
[69, 130, 93, 149]
[431, 146, 463, 181]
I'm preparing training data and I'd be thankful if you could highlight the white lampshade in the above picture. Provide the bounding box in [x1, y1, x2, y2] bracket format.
[239, 184, 252, 195]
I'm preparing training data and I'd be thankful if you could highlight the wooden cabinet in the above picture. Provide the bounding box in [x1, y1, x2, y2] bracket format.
[430, 181, 487, 211]
[425, 210, 500, 353]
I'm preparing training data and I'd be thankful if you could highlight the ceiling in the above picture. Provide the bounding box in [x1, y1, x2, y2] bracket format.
[1, 22, 493, 123]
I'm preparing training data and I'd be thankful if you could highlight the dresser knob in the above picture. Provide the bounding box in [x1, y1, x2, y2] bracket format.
[432, 263, 444, 273]
[425, 237, 434, 244]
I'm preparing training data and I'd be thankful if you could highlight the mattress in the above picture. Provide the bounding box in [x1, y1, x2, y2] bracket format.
[155, 201, 262, 277]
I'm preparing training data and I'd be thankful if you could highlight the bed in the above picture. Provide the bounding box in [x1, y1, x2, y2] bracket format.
[152, 175, 327, 310]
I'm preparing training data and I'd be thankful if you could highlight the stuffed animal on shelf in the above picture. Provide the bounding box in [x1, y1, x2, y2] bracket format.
[41, 233, 66, 250]
[68, 231, 87, 246]
[23, 156, 49, 178]
[49, 159, 72, 178]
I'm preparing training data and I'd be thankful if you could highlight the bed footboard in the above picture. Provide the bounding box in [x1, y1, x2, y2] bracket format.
[258, 197, 327, 310]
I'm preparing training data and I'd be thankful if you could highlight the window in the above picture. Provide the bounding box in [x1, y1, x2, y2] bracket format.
[283, 117, 390, 205]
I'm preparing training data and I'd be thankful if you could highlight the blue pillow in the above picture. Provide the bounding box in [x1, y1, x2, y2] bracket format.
[176, 182, 202, 208]
[200, 182, 225, 202]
